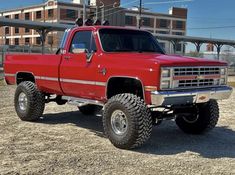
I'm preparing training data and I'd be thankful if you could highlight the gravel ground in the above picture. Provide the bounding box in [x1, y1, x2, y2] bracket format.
[0, 85, 235, 175]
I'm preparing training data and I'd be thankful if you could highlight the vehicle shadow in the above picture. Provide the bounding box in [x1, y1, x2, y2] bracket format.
[39, 111, 105, 138]
[39, 111, 235, 159]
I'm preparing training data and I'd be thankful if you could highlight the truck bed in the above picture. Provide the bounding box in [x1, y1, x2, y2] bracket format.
[4, 54, 63, 94]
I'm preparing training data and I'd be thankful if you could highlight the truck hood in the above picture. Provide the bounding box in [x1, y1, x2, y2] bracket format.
[153, 54, 227, 66]
[109, 53, 227, 67]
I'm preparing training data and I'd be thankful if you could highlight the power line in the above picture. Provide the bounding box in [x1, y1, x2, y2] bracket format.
[188, 26, 235, 30]
[63, 0, 193, 22]
[57, 0, 139, 21]
[144, 0, 194, 5]
[95, 0, 139, 17]
[189, 17, 235, 20]
[103, 0, 193, 19]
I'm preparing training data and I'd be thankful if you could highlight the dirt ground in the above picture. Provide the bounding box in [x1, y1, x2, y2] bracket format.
[0, 84, 235, 175]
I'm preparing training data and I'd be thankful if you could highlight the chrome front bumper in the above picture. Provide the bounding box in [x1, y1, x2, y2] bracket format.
[151, 86, 233, 106]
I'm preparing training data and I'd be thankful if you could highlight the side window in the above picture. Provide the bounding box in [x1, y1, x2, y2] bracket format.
[70, 31, 97, 53]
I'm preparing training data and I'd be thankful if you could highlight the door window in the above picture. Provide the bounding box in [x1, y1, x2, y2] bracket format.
[69, 31, 97, 53]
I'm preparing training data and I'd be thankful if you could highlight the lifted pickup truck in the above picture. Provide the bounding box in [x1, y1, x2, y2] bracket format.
[4, 26, 233, 149]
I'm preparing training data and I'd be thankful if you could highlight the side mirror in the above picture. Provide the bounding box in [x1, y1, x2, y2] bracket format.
[72, 43, 87, 54]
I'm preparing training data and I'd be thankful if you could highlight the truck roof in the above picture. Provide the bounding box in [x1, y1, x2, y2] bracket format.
[70, 25, 148, 32]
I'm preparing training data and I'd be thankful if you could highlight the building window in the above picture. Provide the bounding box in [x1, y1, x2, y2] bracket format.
[176, 21, 183, 29]
[36, 37, 41, 45]
[159, 19, 168, 28]
[5, 27, 9, 34]
[142, 17, 151, 27]
[48, 36, 53, 45]
[156, 31, 169, 34]
[173, 32, 183, 35]
[125, 16, 133, 25]
[36, 11, 42, 19]
[5, 15, 10, 18]
[48, 9, 54, 18]
[25, 28, 30, 33]
[15, 38, 19, 45]
[25, 38, 30, 45]
[5, 39, 10, 45]
[67, 9, 76, 19]
[15, 27, 19, 34]
[15, 14, 19, 19]
[176, 43, 182, 52]
[61, 9, 76, 20]
[25, 13, 30, 20]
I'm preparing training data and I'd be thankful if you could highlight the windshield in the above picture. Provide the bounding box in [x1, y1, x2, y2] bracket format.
[99, 29, 165, 54]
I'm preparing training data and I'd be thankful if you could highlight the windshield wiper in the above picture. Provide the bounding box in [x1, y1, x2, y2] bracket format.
[138, 50, 156, 53]
[112, 49, 135, 52]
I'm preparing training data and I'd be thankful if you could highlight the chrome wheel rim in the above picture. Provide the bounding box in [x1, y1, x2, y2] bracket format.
[111, 110, 128, 135]
[18, 92, 28, 111]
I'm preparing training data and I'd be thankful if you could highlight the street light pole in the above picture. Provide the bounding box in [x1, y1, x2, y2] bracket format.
[99, 1, 104, 22]
[139, 0, 142, 29]
[96, 5, 98, 20]
[83, 0, 86, 25]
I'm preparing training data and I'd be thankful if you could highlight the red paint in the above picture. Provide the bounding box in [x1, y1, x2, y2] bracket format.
[3, 26, 228, 105]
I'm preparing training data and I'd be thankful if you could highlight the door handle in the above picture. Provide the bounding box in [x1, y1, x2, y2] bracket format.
[64, 56, 71, 60]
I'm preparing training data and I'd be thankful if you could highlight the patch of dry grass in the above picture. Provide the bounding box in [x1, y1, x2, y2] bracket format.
[0, 79, 5, 86]
[228, 82, 235, 87]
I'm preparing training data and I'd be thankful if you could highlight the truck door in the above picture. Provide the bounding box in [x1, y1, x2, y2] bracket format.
[60, 30, 99, 99]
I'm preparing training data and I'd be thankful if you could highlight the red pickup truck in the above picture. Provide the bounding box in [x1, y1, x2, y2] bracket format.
[4, 26, 233, 149]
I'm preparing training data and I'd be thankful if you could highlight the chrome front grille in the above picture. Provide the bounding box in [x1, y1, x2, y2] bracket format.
[178, 79, 214, 88]
[160, 66, 227, 90]
[174, 67, 220, 76]
[171, 66, 226, 89]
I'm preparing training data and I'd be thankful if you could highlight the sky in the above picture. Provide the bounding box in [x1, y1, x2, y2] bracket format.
[1, 0, 235, 50]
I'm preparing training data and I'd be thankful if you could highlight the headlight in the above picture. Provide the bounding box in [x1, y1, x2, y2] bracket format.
[161, 80, 170, 89]
[220, 68, 225, 75]
[161, 68, 172, 89]
[161, 69, 170, 78]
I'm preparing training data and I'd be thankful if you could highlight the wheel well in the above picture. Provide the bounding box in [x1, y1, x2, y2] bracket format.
[106, 77, 144, 99]
[16, 72, 35, 85]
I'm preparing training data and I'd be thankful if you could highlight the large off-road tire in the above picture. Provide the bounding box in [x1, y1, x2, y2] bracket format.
[14, 81, 45, 121]
[103, 93, 152, 149]
[175, 100, 219, 134]
[78, 105, 102, 115]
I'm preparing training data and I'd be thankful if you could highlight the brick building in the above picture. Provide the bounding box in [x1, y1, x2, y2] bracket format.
[206, 43, 214, 52]
[0, 0, 187, 53]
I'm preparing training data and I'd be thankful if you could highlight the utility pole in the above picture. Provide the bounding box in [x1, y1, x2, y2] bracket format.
[139, 0, 142, 29]
[99, 1, 104, 22]
[96, 5, 98, 20]
[83, 0, 86, 25]
[1, 12, 6, 46]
